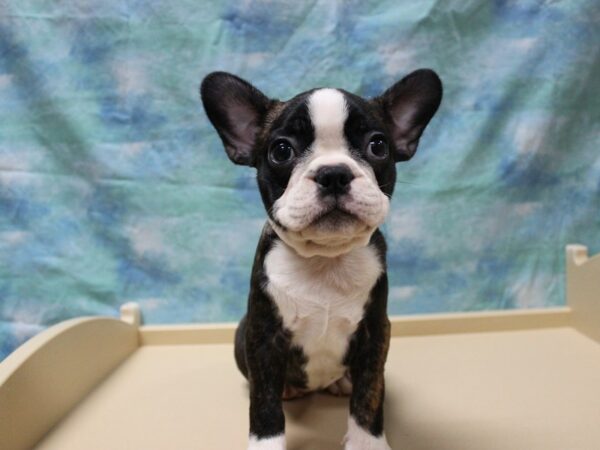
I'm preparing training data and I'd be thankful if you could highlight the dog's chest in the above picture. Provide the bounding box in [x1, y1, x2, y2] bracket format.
[264, 241, 383, 390]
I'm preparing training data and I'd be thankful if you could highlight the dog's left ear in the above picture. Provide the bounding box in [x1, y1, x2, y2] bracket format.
[200, 72, 271, 166]
[374, 69, 443, 162]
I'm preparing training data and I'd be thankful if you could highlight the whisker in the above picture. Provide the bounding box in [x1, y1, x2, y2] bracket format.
[378, 179, 417, 191]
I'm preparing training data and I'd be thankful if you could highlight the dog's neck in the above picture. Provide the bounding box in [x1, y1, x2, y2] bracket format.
[268, 219, 376, 258]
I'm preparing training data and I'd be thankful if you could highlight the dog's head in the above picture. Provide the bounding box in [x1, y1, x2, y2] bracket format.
[201, 70, 442, 257]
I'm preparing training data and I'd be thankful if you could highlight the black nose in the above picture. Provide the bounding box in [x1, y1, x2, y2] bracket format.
[314, 164, 355, 196]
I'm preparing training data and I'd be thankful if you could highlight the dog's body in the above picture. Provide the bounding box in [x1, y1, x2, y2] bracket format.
[201, 71, 442, 449]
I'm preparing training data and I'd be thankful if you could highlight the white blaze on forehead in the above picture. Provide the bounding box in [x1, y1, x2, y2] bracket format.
[307, 88, 348, 152]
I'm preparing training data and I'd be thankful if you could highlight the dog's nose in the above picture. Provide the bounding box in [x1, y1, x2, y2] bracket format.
[314, 164, 355, 196]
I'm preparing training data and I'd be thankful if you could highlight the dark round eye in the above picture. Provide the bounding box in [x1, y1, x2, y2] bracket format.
[269, 140, 295, 165]
[367, 136, 389, 160]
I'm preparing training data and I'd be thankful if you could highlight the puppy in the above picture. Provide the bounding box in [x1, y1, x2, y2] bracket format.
[200, 69, 442, 450]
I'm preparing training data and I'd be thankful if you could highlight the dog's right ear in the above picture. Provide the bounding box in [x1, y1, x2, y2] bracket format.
[200, 72, 271, 166]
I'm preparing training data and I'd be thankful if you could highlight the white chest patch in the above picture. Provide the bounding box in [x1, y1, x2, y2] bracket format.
[264, 240, 383, 390]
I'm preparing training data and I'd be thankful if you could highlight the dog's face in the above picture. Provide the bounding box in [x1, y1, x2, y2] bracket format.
[201, 71, 442, 257]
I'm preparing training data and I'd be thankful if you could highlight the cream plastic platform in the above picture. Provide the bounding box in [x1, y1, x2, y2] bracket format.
[1, 245, 599, 450]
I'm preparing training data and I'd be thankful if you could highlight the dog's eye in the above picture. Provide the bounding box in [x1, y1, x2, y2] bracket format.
[269, 140, 295, 165]
[367, 136, 389, 160]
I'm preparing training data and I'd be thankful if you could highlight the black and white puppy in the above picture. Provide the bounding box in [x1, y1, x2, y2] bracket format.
[200, 69, 442, 450]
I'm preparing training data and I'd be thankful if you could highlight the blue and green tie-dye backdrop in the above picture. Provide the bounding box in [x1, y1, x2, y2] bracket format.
[1, 1, 599, 360]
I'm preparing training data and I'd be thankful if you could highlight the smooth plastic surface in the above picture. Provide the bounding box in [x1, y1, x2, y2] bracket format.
[0, 244, 598, 450]
[567, 244, 600, 343]
[0, 318, 137, 450]
[32, 328, 600, 450]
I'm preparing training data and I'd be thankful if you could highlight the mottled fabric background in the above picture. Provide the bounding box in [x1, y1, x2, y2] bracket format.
[1, 0, 599, 360]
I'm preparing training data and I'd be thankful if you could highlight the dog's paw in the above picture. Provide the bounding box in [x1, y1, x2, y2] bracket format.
[343, 417, 391, 450]
[325, 372, 353, 396]
[248, 434, 286, 450]
[282, 384, 309, 401]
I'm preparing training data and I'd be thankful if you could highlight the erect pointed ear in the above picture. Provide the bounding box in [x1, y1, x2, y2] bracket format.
[374, 69, 443, 162]
[200, 72, 271, 166]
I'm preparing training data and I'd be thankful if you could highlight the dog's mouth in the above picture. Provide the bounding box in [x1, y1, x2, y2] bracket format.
[312, 206, 358, 225]
[271, 200, 382, 258]
[311, 206, 360, 229]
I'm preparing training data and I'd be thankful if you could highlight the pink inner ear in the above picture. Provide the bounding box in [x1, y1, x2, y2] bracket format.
[391, 104, 416, 134]
[229, 103, 259, 147]
[390, 102, 424, 159]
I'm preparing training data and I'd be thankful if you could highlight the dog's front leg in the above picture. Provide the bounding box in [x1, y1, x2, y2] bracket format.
[245, 296, 290, 450]
[345, 275, 392, 450]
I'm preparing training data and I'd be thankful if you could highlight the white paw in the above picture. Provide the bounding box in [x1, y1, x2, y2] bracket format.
[248, 434, 286, 450]
[343, 417, 391, 450]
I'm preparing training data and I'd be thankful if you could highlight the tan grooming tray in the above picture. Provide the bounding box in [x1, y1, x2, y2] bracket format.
[1, 244, 599, 450]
